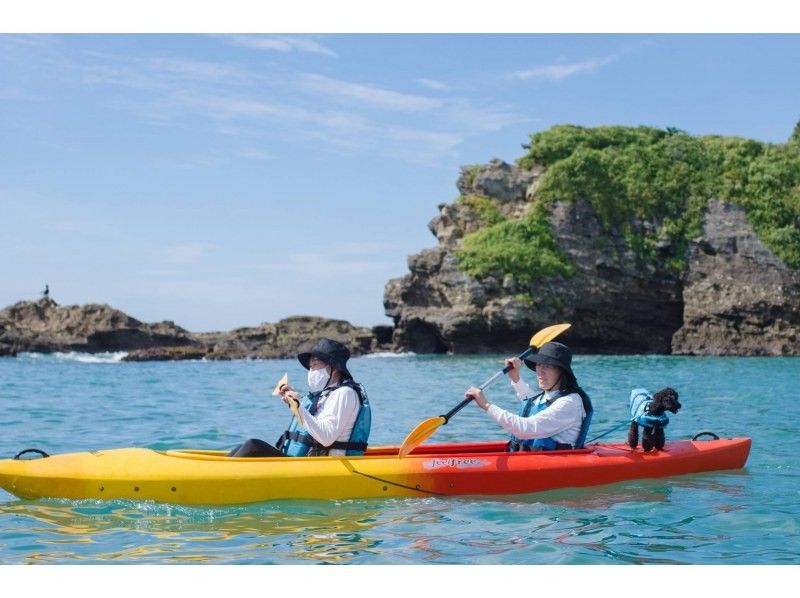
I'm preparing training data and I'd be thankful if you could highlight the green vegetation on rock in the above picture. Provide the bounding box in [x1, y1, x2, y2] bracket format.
[457, 204, 575, 282]
[457, 195, 506, 227]
[456, 123, 800, 282]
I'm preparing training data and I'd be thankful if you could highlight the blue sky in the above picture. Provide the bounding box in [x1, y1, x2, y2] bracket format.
[2, 33, 799, 332]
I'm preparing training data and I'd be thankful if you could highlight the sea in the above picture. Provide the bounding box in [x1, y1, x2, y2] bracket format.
[1, 351, 798, 567]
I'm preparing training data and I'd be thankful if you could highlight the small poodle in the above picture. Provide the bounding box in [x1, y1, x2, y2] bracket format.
[628, 387, 682, 452]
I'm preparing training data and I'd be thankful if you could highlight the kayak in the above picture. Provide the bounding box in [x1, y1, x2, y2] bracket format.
[0, 438, 750, 505]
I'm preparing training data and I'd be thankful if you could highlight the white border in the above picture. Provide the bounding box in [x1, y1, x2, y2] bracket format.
[1, 0, 799, 33]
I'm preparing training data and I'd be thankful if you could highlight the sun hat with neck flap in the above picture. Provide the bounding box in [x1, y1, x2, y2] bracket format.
[297, 338, 353, 380]
[523, 341, 575, 380]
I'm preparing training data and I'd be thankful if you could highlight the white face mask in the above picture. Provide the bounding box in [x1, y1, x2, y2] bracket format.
[307, 367, 331, 392]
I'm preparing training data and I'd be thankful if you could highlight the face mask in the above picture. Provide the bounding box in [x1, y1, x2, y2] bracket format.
[307, 367, 331, 392]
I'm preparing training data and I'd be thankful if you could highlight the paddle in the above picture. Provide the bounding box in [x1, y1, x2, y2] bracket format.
[397, 323, 571, 458]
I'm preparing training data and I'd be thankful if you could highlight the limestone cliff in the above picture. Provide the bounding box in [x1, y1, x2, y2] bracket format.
[672, 200, 800, 355]
[384, 159, 799, 356]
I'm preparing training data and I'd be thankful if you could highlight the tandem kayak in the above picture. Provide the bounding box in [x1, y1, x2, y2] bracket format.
[0, 438, 751, 505]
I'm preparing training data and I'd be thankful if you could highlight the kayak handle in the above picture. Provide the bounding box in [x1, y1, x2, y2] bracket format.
[692, 431, 720, 441]
[13, 448, 50, 460]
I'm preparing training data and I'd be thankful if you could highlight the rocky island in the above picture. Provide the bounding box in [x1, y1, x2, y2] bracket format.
[385, 124, 800, 356]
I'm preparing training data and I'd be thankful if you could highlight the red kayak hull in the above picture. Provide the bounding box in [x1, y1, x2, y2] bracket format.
[361, 437, 752, 497]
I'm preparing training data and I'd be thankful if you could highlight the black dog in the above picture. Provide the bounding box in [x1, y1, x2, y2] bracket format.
[627, 387, 682, 452]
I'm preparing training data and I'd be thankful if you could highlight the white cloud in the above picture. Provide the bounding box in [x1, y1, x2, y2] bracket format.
[251, 250, 399, 278]
[298, 73, 443, 111]
[145, 57, 256, 85]
[226, 35, 336, 57]
[384, 125, 463, 159]
[30, 43, 518, 166]
[238, 149, 273, 161]
[0, 88, 46, 101]
[73, 54, 256, 92]
[416, 78, 448, 91]
[510, 56, 614, 80]
[443, 100, 523, 132]
[43, 220, 120, 237]
[164, 243, 212, 265]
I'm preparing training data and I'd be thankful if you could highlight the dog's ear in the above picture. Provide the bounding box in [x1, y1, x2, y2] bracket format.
[654, 387, 678, 402]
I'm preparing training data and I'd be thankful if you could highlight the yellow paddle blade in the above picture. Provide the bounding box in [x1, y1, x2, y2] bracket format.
[530, 323, 571, 348]
[271, 372, 289, 396]
[398, 416, 446, 458]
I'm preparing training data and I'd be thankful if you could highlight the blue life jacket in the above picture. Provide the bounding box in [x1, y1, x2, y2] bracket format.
[629, 388, 669, 429]
[507, 387, 593, 452]
[277, 379, 371, 457]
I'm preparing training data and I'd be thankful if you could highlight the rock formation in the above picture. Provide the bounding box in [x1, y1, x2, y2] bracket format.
[672, 200, 800, 355]
[124, 316, 381, 361]
[384, 161, 799, 356]
[0, 298, 389, 361]
[0, 298, 194, 354]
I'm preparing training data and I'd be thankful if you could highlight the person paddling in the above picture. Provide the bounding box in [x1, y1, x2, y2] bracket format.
[465, 341, 592, 451]
[228, 338, 372, 457]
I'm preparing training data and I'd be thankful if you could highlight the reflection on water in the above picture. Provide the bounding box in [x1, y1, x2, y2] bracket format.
[0, 498, 387, 564]
[0, 471, 759, 565]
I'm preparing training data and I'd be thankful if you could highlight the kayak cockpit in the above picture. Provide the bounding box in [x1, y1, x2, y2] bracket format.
[163, 442, 595, 461]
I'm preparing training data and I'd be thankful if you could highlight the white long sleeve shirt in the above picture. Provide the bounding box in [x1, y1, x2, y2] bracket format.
[297, 386, 360, 456]
[485, 378, 585, 447]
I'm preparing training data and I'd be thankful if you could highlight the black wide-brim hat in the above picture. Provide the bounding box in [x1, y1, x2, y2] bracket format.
[298, 338, 353, 380]
[523, 341, 575, 378]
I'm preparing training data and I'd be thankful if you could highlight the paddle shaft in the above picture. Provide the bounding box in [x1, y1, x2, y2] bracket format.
[441, 346, 535, 423]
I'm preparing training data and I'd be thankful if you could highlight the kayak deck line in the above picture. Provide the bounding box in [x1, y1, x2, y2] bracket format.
[0, 438, 751, 505]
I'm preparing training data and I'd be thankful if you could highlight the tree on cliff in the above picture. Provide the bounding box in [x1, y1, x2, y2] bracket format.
[791, 119, 800, 145]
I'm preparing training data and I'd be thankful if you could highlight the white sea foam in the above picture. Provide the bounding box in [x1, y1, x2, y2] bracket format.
[20, 351, 128, 364]
[362, 351, 416, 359]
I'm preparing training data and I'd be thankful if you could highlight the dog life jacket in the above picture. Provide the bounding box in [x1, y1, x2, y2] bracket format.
[629, 388, 669, 429]
[507, 388, 593, 452]
[277, 379, 371, 456]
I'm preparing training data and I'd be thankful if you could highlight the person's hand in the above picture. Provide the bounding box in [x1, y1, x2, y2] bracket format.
[505, 357, 522, 383]
[281, 388, 300, 407]
[465, 387, 490, 411]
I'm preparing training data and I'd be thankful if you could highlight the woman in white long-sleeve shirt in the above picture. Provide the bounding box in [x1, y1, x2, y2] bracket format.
[229, 339, 371, 458]
[465, 342, 592, 451]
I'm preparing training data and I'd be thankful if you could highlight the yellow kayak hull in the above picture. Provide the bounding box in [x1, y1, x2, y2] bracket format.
[0, 447, 432, 504]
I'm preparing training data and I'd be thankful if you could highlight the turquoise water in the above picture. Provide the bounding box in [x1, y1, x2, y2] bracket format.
[1, 352, 798, 564]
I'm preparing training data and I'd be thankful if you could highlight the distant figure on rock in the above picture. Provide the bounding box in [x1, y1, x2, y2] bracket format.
[42, 284, 49, 298]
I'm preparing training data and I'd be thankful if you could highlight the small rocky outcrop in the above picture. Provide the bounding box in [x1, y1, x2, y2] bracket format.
[672, 200, 800, 355]
[0, 298, 195, 354]
[0, 299, 392, 361]
[384, 161, 799, 355]
[125, 316, 382, 361]
[124, 316, 382, 362]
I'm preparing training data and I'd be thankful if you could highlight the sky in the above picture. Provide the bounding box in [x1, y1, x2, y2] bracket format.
[2, 29, 799, 332]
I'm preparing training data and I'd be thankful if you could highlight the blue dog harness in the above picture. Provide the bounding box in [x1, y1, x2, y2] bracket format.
[629, 388, 670, 429]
